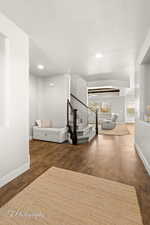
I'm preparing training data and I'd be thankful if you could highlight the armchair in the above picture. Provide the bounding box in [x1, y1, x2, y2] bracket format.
[101, 114, 118, 130]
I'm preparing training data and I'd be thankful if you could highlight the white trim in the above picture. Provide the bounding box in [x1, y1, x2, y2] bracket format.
[29, 136, 33, 140]
[135, 143, 150, 176]
[0, 162, 30, 188]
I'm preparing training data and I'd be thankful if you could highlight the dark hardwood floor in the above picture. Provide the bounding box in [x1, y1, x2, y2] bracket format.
[0, 124, 150, 224]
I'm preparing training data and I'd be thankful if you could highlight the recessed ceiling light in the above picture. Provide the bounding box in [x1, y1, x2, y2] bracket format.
[37, 64, 44, 70]
[96, 53, 103, 59]
[49, 83, 54, 87]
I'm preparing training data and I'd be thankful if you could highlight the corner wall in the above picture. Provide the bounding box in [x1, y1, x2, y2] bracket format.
[135, 29, 150, 176]
[0, 13, 30, 187]
[29, 74, 38, 138]
[37, 74, 70, 128]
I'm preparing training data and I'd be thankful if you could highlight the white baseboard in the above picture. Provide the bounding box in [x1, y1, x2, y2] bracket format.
[135, 143, 150, 176]
[0, 162, 30, 188]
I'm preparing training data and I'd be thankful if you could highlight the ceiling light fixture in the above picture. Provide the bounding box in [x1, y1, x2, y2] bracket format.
[37, 64, 44, 70]
[96, 53, 103, 59]
[49, 83, 54, 87]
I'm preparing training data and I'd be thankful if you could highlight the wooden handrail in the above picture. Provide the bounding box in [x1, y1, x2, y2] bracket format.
[67, 99, 74, 112]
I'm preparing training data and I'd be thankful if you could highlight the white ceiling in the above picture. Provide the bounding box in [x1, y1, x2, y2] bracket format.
[0, 0, 150, 80]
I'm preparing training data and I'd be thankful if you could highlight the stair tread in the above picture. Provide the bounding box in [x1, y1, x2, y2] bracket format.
[77, 136, 89, 140]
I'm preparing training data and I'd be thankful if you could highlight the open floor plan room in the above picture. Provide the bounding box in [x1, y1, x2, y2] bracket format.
[1, 1, 150, 224]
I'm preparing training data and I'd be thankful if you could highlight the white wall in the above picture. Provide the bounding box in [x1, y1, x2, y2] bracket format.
[29, 74, 70, 136]
[0, 13, 29, 187]
[135, 65, 150, 175]
[135, 64, 150, 120]
[144, 65, 150, 110]
[37, 74, 70, 128]
[29, 74, 38, 137]
[71, 75, 87, 104]
[135, 30, 150, 176]
[135, 120, 150, 175]
[71, 75, 88, 127]
[0, 33, 6, 126]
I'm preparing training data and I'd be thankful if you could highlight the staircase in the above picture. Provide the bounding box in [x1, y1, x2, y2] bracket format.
[68, 124, 96, 144]
[67, 94, 98, 145]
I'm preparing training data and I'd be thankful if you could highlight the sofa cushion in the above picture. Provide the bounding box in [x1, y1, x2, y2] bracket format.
[36, 120, 53, 128]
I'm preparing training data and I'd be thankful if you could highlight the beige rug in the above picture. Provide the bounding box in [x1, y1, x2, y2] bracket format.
[0, 167, 143, 225]
[99, 124, 130, 136]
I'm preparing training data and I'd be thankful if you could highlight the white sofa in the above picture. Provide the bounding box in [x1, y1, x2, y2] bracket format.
[33, 126, 67, 143]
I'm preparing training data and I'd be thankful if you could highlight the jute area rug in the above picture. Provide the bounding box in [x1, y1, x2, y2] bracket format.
[0, 167, 143, 225]
[99, 124, 130, 136]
